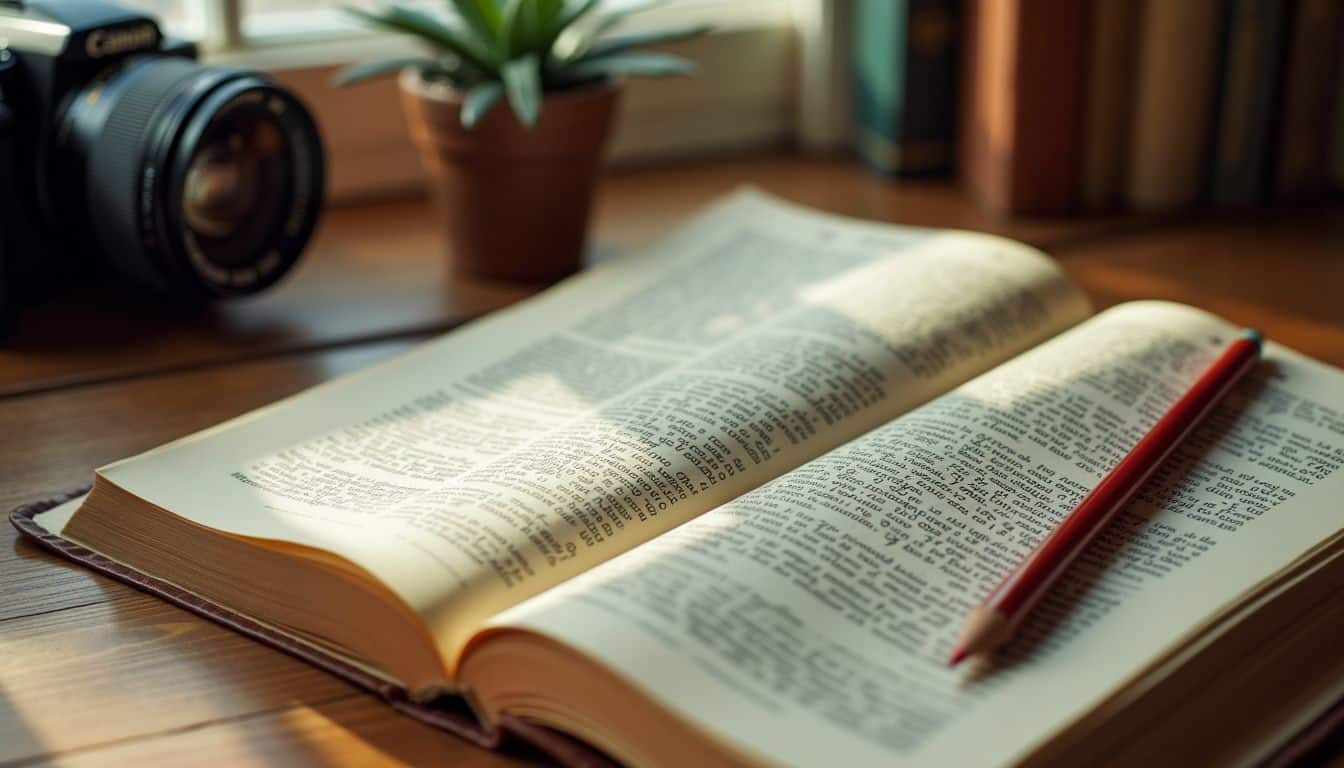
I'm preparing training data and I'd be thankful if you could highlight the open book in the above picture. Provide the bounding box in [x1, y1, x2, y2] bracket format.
[17, 191, 1344, 767]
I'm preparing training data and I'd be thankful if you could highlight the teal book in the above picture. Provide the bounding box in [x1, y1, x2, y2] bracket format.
[851, 0, 958, 175]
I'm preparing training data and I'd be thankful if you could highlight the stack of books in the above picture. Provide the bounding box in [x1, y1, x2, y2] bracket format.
[851, 0, 1344, 214]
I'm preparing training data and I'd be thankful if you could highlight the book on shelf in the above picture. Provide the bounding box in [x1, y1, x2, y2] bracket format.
[1079, 0, 1139, 210]
[1125, 0, 1223, 212]
[1275, 0, 1344, 198]
[1337, 41, 1344, 191]
[15, 191, 1344, 767]
[1337, 41, 1344, 190]
[1207, 0, 1289, 206]
[851, 0, 958, 176]
[958, 0, 1089, 214]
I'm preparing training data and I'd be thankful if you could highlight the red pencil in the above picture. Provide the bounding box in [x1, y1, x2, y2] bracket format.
[948, 328, 1264, 667]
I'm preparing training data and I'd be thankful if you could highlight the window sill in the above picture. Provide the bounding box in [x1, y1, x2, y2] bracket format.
[205, 1, 798, 202]
[208, 0, 793, 70]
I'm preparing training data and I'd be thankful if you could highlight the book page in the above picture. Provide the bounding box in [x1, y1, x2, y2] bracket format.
[483, 301, 1344, 766]
[82, 190, 1089, 667]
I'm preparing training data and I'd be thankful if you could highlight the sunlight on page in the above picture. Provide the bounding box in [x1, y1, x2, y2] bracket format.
[483, 302, 1344, 767]
[86, 189, 1092, 671]
[233, 372, 591, 522]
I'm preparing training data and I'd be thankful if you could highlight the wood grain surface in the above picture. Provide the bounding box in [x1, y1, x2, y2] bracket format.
[1060, 207, 1344, 366]
[0, 155, 1148, 400]
[2, 155, 1341, 767]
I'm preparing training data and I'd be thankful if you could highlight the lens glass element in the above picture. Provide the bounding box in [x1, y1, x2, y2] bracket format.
[182, 100, 291, 268]
[58, 56, 324, 298]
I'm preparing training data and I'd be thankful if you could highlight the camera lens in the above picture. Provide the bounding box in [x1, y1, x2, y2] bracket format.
[57, 57, 324, 298]
[181, 95, 290, 265]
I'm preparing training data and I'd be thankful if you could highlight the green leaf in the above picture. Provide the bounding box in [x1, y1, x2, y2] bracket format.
[502, 0, 558, 56]
[558, 51, 694, 82]
[547, 0, 600, 38]
[534, 0, 565, 32]
[332, 57, 444, 87]
[461, 81, 505, 127]
[501, 53, 543, 126]
[499, 0, 519, 55]
[578, 23, 710, 59]
[345, 5, 495, 73]
[540, 0, 599, 58]
[448, 0, 504, 48]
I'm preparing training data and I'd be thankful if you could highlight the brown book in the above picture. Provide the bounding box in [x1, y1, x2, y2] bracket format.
[1125, 0, 1222, 211]
[15, 193, 1344, 766]
[1337, 54, 1344, 189]
[1079, 0, 1139, 209]
[1274, 0, 1344, 198]
[958, 0, 1090, 214]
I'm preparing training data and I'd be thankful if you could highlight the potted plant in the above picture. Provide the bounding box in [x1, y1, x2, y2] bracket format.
[337, 0, 708, 281]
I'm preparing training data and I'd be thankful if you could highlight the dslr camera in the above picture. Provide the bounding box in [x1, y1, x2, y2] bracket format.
[0, 0, 324, 315]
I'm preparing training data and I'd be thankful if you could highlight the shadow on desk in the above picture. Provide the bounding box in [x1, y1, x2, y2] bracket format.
[0, 686, 43, 765]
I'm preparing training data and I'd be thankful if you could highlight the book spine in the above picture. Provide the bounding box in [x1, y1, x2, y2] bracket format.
[1208, 0, 1290, 206]
[959, 0, 1089, 214]
[1125, 0, 1222, 212]
[1080, 0, 1139, 210]
[851, 0, 958, 175]
[1337, 43, 1344, 191]
[1274, 0, 1344, 198]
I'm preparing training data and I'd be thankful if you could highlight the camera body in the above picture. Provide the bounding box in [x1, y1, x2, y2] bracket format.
[0, 0, 191, 300]
[0, 0, 325, 315]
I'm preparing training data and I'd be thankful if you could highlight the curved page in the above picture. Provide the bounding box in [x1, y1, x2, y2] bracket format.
[83, 189, 1091, 668]
[487, 302, 1344, 766]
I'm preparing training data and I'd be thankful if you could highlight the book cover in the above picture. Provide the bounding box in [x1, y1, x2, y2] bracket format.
[851, 0, 958, 175]
[1079, 0, 1139, 209]
[1274, 0, 1344, 198]
[1336, 39, 1344, 190]
[1125, 0, 1222, 212]
[958, 0, 1090, 214]
[1208, 0, 1290, 206]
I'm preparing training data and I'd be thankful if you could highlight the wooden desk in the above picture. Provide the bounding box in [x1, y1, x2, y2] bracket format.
[3, 155, 1342, 766]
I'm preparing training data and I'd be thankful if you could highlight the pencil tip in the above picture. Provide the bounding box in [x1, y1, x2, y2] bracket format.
[950, 607, 1011, 668]
[1242, 328, 1264, 350]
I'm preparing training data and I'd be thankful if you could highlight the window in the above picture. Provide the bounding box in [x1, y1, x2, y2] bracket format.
[118, 0, 202, 37]
[125, 0, 815, 201]
[241, 0, 366, 45]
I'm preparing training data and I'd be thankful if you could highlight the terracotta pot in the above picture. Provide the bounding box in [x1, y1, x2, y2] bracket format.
[399, 70, 620, 282]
